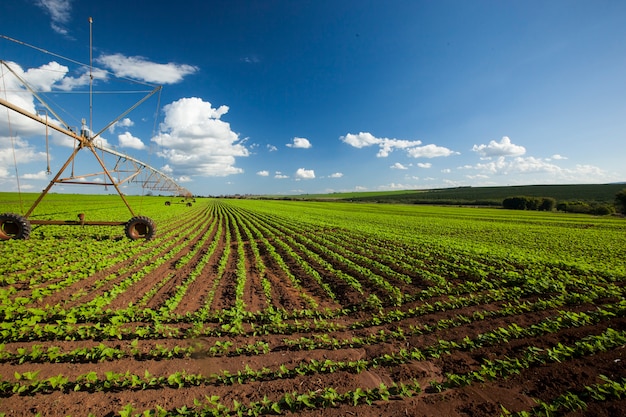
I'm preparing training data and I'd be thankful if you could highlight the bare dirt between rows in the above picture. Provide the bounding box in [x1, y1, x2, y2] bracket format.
[2, 316, 625, 416]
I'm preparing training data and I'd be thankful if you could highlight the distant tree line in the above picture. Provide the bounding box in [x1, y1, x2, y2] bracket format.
[502, 196, 556, 211]
[502, 188, 626, 215]
[556, 201, 615, 215]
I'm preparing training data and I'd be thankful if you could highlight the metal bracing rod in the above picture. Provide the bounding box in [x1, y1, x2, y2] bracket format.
[0, 95, 89, 147]
[0, 60, 74, 132]
[114, 169, 142, 186]
[0, 35, 157, 89]
[92, 143, 188, 194]
[0, 60, 160, 147]
[24, 142, 83, 218]
[91, 85, 161, 141]
[85, 142, 136, 216]
[22, 140, 136, 218]
[0, 94, 191, 197]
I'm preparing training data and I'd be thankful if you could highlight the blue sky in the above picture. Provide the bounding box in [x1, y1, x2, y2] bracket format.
[1, 0, 625, 196]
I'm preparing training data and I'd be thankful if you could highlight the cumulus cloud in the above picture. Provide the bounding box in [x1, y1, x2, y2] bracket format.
[0, 63, 47, 137]
[341, 132, 457, 159]
[55, 67, 108, 91]
[417, 162, 432, 168]
[407, 144, 458, 158]
[275, 172, 289, 179]
[95, 54, 198, 84]
[36, 0, 72, 35]
[0, 136, 47, 176]
[90, 137, 111, 149]
[391, 162, 409, 170]
[22, 170, 50, 180]
[295, 168, 315, 179]
[286, 137, 312, 149]
[328, 172, 343, 178]
[1, 61, 74, 116]
[466, 156, 555, 175]
[21, 61, 70, 92]
[118, 132, 145, 150]
[462, 155, 610, 182]
[152, 97, 248, 177]
[472, 136, 526, 158]
[267, 144, 278, 152]
[256, 170, 270, 176]
[382, 183, 413, 190]
[109, 118, 134, 133]
[549, 154, 568, 160]
[340, 132, 388, 148]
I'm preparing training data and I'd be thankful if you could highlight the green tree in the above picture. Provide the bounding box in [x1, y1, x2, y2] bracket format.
[615, 188, 626, 214]
[539, 197, 556, 211]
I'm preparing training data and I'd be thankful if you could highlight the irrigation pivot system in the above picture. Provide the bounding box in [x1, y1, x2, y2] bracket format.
[0, 23, 191, 241]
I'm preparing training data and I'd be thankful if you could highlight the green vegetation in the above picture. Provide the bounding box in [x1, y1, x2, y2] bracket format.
[0, 194, 625, 415]
[616, 188, 626, 214]
[267, 183, 626, 209]
[502, 196, 556, 211]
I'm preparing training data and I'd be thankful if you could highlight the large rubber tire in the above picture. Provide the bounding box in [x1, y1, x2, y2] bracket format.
[0, 213, 32, 240]
[125, 216, 156, 240]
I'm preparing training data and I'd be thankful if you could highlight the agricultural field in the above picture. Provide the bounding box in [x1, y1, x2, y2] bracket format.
[1, 194, 626, 416]
[290, 183, 626, 206]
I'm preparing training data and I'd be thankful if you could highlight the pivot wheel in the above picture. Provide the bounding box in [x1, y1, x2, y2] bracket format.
[125, 216, 156, 240]
[0, 213, 32, 240]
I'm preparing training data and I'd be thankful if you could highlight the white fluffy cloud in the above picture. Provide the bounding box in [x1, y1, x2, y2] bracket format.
[471, 156, 556, 175]
[55, 66, 109, 91]
[22, 61, 70, 92]
[22, 170, 49, 180]
[407, 144, 457, 158]
[462, 136, 611, 182]
[0, 136, 47, 177]
[340, 132, 378, 148]
[391, 162, 409, 170]
[0, 62, 57, 135]
[462, 155, 610, 182]
[90, 137, 111, 149]
[256, 170, 270, 176]
[472, 136, 526, 158]
[286, 137, 312, 149]
[152, 97, 248, 177]
[295, 168, 315, 179]
[118, 132, 145, 150]
[109, 118, 134, 133]
[0, 62, 97, 154]
[328, 172, 343, 178]
[341, 132, 456, 158]
[96, 54, 198, 84]
[36, 0, 72, 35]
